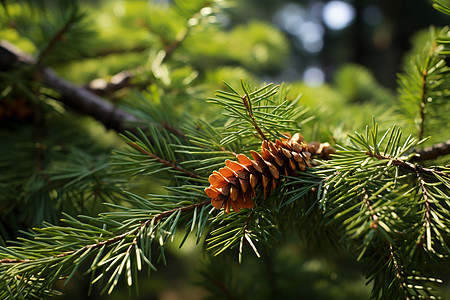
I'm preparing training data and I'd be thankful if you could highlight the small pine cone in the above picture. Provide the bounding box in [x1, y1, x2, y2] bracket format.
[308, 141, 336, 159]
[205, 133, 315, 213]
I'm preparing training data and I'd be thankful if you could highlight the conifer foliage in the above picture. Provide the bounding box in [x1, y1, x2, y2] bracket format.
[205, 82, 335, 213]
[0, 0, 449, 299]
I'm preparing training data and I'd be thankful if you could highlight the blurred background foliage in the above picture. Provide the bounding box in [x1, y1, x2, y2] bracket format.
[0, 0, 449, 299]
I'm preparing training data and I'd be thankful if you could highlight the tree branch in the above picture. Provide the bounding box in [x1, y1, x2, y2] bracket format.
[367, 151, 450, 179]
[0, 40, 139, 132]
[410, 140, 450, 162]
[38, 67, 140, 131]
[84, 69, 136, 96]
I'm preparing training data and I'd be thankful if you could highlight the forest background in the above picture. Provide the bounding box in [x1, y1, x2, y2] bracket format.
[0, 0, 449, 299]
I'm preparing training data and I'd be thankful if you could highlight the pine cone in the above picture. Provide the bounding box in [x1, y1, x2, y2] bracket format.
[205, 133, 335, 213]
[307, 141, 336, 160]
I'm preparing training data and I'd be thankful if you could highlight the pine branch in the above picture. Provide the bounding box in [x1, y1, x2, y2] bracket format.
[397, 26, 450, 142]
[124, 139, 200, 179]
[362, 189, 378, 229]
[35, 7, 79, 66]
[81, 0, 215, 97]
[0, 200, 210, 265]
[208, 81, 311, 146]
[0, 76, 448, 299]
[367, 151, 450, 179]
[113, 126, 201, 179]
[0, 188, 213, 297]
[416, 169, 433, 249]
[242, 93, 268, 141]
[411, 140, 450, 162]
[0, 40, 139, 132]
[319, 121, 449, 299]
[388, 243, 409, 300]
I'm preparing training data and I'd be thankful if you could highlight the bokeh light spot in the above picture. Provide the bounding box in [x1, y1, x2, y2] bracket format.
[322, 1, 355, 30]
[303, 66, 325, 86]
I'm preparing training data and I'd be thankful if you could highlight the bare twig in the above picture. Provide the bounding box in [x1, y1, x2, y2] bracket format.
[410, 140, 450, 162]
[38, 67, 140, 131]
[83, 7, 193, 96]
[84, 69, 136, 96]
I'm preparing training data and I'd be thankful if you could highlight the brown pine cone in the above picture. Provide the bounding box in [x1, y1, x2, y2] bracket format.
[205, 133, 335, 213]
[308, 141, 336, 160]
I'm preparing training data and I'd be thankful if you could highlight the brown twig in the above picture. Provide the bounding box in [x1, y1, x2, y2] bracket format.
[415, 170, 433, 250]
[84, 69, 136, 96]
[126, 140, 200, 179]
[83, 45, 148, 59]
[362, 189, 378, 229]
[419, 66, 428, 141]
[163, 28, 189, 63]
[153, 199, 210, 223]
[82, 18, 191, 96]
[388, 243, 410, 300]
[242, 94, 268, 141]
[367, 152, 450, 179]
[160, 120, 187, 140]
[38, 66, 140, 131]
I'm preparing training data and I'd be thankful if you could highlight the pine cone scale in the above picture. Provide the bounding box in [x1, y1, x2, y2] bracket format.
[239, 178, 249, 193]
[209, 172, 228, 188]
[265, 161, 280, 179]
[249, 173, 258, 188]
[230, 186, 239, 201]
[281, 147, 292, 158]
